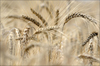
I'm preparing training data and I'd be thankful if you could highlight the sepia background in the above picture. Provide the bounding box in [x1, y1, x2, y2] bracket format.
[0, 0, 100, 65]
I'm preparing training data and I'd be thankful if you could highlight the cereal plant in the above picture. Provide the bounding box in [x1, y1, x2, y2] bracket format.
[0, 0, 100, 66]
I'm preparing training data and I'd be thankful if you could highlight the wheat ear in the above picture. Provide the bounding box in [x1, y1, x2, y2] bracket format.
[9, 32, 14, 55]
[30, 8, 48, 26]
[33, 26, 59, 35]
[89, 38, 93, 66]
[55, 9, 59, 25]
[82, 32, 98, 46]
[14, 28, 21, 65]
[22, 15, 43, 28]
[63, 13, 97, 30]
[15, 28, 21, 56]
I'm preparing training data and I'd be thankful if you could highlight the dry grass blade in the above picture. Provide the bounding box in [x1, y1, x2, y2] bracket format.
[78, 54, 100, 63]
[33, 26, 59, 34]
[30, 8, 48, 26]
[63, 12, 97, 30]
[22, 15, 43, 28]
[82, 32, 98, 46]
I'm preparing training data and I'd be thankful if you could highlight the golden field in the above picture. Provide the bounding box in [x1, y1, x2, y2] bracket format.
[0, 0, 100, 66]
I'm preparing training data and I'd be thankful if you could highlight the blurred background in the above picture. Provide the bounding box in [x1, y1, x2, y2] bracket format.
[0, 0, 100, 65]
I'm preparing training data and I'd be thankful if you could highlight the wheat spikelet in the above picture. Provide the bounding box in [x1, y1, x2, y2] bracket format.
[82, 32, 98, 46]
[22, 15, 43, 27]
[21, 27, 32, 44]
[55, 9, 59, 25]
[30, 8, 48, 26]
[22, 30, 28, 44]
[89, 39, 93, 55]
[63, 12, 97, 30]
[33, 26, 59, 34]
